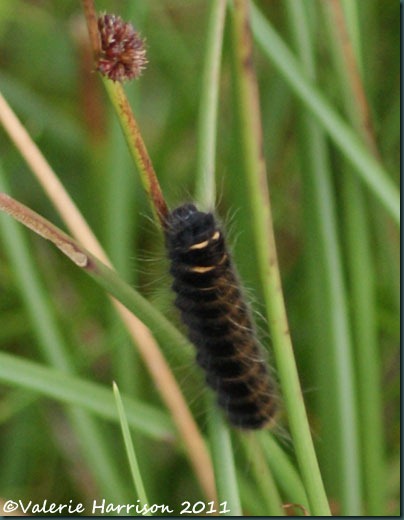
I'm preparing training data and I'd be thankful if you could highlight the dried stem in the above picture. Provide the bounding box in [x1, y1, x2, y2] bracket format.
[0, 91, 216, 502]
[329, 0, 380, 159]
[81, 0, 101, 59]
[0, 193, 88, 268]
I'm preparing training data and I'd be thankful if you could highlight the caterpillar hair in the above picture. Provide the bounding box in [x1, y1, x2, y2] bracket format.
[164, 203, 278, 430]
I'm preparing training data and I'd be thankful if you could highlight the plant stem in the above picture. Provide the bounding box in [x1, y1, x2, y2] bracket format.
[230, 1, 330, 515]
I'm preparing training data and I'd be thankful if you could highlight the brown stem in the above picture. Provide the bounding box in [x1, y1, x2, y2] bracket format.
[0, 193, 88, 267]
[80, 0, 101, 59]
[110, 81, 169, 226]
[330, 0, 380, 160]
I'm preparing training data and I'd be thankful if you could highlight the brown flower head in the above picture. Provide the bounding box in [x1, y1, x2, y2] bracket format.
[97, 13, 147, 82]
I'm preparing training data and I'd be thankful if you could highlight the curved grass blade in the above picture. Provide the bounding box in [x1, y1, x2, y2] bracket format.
[0, 351, 175, 440]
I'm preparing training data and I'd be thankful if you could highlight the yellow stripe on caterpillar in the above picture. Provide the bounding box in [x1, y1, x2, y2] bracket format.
[188, 239, 210, 250]
[190, 265, 216, 273]
[218, 253, 228, 265]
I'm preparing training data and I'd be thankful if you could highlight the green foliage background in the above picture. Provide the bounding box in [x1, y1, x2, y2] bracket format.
[0, 0, 399, 516]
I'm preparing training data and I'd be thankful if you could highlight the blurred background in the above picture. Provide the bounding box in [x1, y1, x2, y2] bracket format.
[0, 0, 399, 515]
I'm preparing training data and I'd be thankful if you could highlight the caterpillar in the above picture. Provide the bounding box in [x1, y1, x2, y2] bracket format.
[164, 203, 278, 429]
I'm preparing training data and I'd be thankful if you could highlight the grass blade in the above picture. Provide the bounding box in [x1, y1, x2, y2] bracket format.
[113, 382, 150, 513]
[194, 0, 226, 209]
[321, 1, 386, 513]
[250, 2, 399, 225]
[0, 351, 175, 440]
[230, 1, 330, 514]
[0, 169, 130, 503]
[207, 404, 241, 516]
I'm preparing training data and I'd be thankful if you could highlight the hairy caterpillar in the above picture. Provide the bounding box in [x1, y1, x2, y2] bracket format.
[164, 203, 277, 429]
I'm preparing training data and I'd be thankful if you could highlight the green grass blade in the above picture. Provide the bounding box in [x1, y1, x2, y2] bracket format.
[0, 351, 174, 440]
[0, 169, 130, 504]
[321, 2, 386, 513]
[0, 189, 192, 366]
[259, 432, 309, 510]
[207, 404, 241, 516]
[284, 0, 363, 513]
[194, 0, 226, 209]
[230, 2, 330, 515]
[238, 435, 284, 516]
[113, 382, 150, 513]
[250, 2, 399, 225]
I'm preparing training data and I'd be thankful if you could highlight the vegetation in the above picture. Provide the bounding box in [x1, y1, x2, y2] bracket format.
[0, 0, 399, 516]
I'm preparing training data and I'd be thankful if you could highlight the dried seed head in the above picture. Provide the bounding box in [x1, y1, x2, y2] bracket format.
[97, 13, 147, 82]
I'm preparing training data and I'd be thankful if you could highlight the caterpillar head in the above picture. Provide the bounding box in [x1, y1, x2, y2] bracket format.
[165, 204, 217, 249]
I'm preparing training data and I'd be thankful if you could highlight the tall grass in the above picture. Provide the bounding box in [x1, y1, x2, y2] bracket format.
[0, 0, 399, 516]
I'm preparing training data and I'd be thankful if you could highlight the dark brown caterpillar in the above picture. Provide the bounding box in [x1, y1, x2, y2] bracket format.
[164, 203, 277, 429]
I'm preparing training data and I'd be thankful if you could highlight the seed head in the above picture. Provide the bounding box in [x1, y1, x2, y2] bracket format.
[97, 13, 147, 82]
